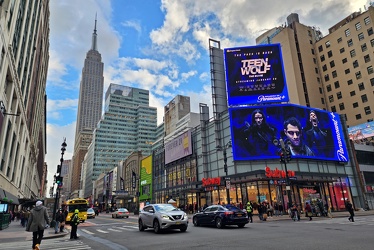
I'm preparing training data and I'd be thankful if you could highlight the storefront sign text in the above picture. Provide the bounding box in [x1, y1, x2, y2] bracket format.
[202, 177, 221, 187]
[265, 166, 295, 179]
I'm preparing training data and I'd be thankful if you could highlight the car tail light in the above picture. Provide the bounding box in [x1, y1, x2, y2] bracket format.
[224, 211, 234, 216]
[119, 212, 122, 214]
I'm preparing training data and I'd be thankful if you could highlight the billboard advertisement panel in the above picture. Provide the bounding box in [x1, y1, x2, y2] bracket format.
[165, 130, 192, 164]
[229, 104, 349, 162]
[224, 44, 289, 106]
[348, 121, 374, 143]
[140, 155, 152, 200]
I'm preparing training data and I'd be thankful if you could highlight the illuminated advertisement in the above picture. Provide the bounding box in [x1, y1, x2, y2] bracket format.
[140, 155, 152, 201]
[229, 104, 349, 162]
[224, 44, 289, 105]
[348, 121, 374, 143]
[165, 130, 192, 164]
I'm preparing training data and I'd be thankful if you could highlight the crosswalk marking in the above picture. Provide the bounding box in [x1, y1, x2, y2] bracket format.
[108, 228, 122, 232]
[96, 229, 109, 233]
[81, 229, 95, 234]
[1, 239, 92, 250]
[309, 217, 374, 226]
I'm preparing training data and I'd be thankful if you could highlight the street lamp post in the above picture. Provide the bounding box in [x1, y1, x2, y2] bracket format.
[274, 138, 292, 211]
[52, 138, 67, 225]
[217, 140, 232, 205]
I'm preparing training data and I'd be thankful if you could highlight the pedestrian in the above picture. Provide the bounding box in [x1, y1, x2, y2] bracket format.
[26, 200, 50, 250]
[346, 200, 355, 222]
[305, 202, 313, 221]
[55, 209, 64, 234]
[246, 201, 253, 223]
[325, 204, 333, 219]
[70, 209, 80, 239]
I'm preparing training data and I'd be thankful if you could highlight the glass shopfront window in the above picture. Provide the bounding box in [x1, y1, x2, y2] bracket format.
[247, 182, 258, 203]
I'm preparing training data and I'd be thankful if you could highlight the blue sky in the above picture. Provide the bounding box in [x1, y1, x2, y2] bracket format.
[45, 0, 370, 192]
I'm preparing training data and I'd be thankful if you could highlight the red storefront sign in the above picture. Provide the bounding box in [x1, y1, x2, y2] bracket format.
[202, 177, 221, 187]
[265, 166, 295, 179]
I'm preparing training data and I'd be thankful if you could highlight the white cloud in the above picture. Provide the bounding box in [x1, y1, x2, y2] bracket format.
[121, 20, 142, 34]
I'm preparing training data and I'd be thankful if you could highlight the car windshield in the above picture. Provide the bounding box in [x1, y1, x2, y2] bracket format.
[223, 205, 241, 211]
[118, 208, 128, 212]
[87, 208, 94, 212]
[154, 204, 179, 212]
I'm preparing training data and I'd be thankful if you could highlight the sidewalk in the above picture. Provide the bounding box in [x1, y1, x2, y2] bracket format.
[0, 220, 69, 242]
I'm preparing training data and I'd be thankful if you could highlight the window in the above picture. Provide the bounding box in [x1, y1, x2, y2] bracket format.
[337, 37, 342, 43]
[342, 58, 348, 64]
[364, 16, 371, 25]
[364, 106, 371, 115]
[350, 49, 356, 57]
[368, 27, 374, 36]
[371, 78, 374, 86]
[310, 40, 313, 44]
[340, 47, 345, 53]
[332, 70, 337, 78]
[353, 60, 359, 68]
[324, 74, 330, 81]
[311, 49, 315, 54]
[358, 32, 365, 40]
[355, 22, 362, 30]
[330, 60, 335, 68]
[364, 54, 371, 63]
[356, 114, 362, 120]
[326, 84, 332, 92]
[345, 29, 351, 37]
[321, 98, 325, 104]
[347, 39, 353, 47]
[337, 92, 342, 99]
[317, 77, 320, 83]
[371, 39, 374, 47]
[353, 102, 359, 108]
[345, 68, 350, 74]
[361, 94, 368, 103]
[358, 82, 365, 91]
[356, 71, 362, 79]
[320, 55, 325, 62]
[318, 45, 323, 52]
[322, 64, 327, 71]
[339, 103, 345, 111]
[328, 95, 334, 103]
[331, 106, 336, 112]
[350, 91, 356, 96]
[319, 87, 323, 94]
[325, 41, 331, 48]
[334, 81, 340, 89]
[367, 66, 374, 74]
[313, 58, 316, 64]
[347, 79, 353, 85]
[327, 50, 333, 58]
[315, 68, 319, 74]
[361, 43, 367, 52]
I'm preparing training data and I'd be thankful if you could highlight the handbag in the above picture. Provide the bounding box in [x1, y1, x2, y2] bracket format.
[307, 212, 313, 217]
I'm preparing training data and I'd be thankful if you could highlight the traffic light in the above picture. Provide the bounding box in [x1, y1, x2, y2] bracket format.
[57, 164, 62, 174]
[285, 148, 292, 162]
[279, 152, 285, 163]
[56, 176, 63, 187]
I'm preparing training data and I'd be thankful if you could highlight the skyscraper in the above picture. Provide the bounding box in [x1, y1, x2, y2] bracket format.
[82, 84, 157, 198]
[71, 17, 104, 192]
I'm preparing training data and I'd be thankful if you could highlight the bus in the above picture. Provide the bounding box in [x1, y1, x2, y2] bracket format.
[64, 198, 88, 224]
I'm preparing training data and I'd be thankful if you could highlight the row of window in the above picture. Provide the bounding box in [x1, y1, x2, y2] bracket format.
[329, 92, 368, 104]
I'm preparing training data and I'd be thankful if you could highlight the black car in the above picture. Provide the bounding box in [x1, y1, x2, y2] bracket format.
[192, 205, 248, 228]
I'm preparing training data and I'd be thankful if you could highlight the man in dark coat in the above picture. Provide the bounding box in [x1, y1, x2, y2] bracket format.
[346, 200, 355, 222]
[26, 200, 49, 250]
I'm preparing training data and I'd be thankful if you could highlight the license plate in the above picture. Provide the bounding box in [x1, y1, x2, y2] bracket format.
[175, 221, 181, 225]
[237, 214, 242, 217]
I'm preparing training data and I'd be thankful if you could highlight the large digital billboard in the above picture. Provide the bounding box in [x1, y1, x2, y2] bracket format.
[165, 130, 192, 164]
[348, 121, 374, 143]
[224, 44, 289, 106]
[229, 104, 349, 162]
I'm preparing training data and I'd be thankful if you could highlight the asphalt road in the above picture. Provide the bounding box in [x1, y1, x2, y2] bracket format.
[74, 213, 374, 250]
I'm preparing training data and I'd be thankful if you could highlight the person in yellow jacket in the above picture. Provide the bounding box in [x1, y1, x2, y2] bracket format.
[246, 201, 253, 223]
[70, 209, 80, 239]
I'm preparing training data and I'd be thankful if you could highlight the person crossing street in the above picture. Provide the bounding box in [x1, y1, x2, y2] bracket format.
[70, 209, 80, 239]
[246, 201, 253, 223]
[26, 200, 49, 250]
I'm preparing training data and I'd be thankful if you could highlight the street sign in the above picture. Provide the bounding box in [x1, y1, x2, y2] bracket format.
[226, 180, 231, 189]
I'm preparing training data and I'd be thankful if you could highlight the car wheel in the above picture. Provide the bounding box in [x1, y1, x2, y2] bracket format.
[193, 217, 199, 226]
[138, 219, 146, 231]
[126, 216, 129, 218]
[153, 220, 161, 234]
[215, 218, 224, 229]
[237, 223, 245, 228]
[180, 225, 188, 232]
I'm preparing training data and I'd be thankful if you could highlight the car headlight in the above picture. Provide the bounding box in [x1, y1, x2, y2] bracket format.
[161, 214, 171, 219]
[183, 213, 188, 220]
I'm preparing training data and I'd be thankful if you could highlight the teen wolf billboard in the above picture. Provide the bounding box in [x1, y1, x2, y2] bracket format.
[229, 104, 349, 162]
[224, 44, 289, 105]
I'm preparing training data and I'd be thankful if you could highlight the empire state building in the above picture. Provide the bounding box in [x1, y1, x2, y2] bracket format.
[71, 18, 104, 192]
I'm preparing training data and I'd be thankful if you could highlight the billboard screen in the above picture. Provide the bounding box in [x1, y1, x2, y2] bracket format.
[348, 121, 374, 143]
[229, 104, 349, 162]
[165, 130, 192, 164]
[224, 44, 289, 106]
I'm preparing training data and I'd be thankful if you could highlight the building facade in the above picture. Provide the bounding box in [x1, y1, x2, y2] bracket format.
[0, 0, 50, 208]
[71, 18, 104, 193]
[82, 84, 157, 198]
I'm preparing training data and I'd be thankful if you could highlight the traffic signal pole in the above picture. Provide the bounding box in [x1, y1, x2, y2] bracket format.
[279, 139, 293, 211]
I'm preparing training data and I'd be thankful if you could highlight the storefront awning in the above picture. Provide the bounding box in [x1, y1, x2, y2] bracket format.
[0, 188, 20, 205]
